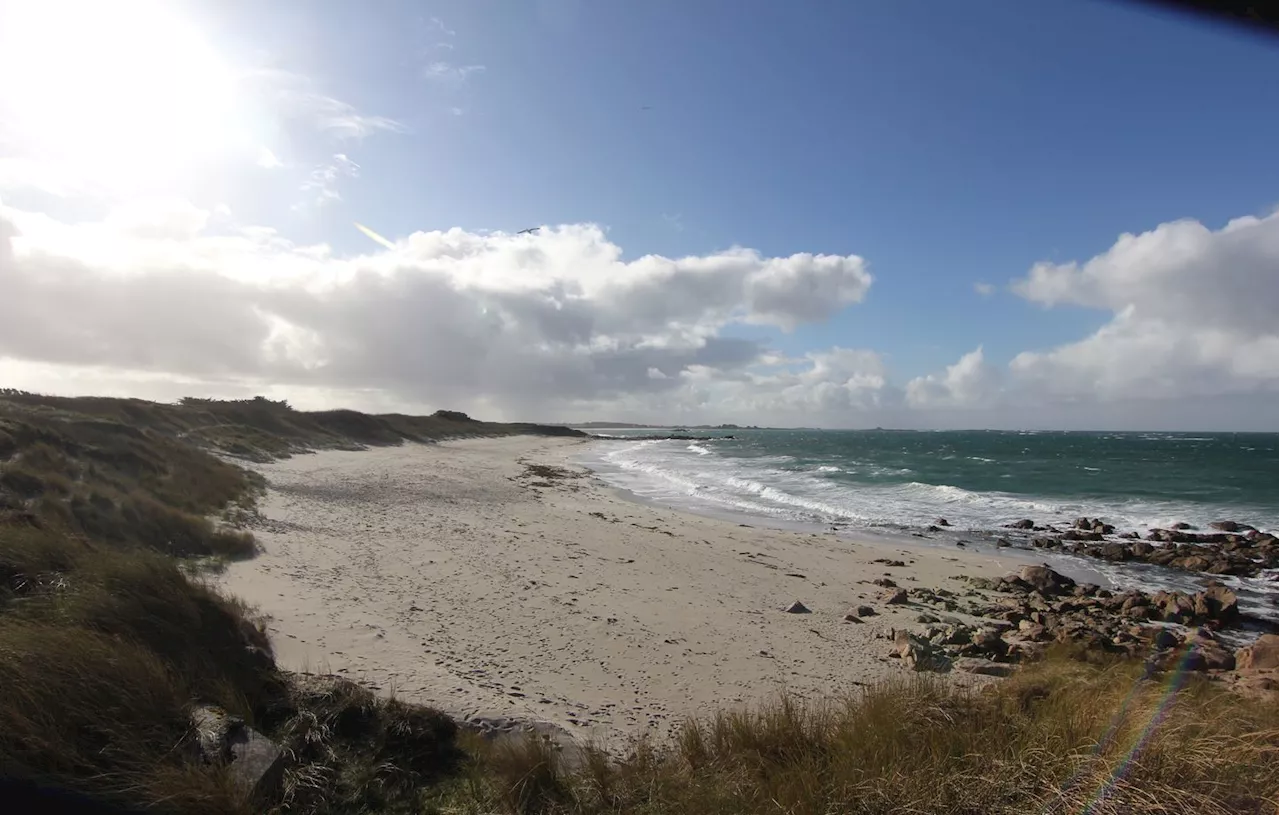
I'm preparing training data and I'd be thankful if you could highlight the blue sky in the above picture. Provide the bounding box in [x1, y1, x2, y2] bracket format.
[219, 0, 1276, 378]
[0, 0, 1275, 428]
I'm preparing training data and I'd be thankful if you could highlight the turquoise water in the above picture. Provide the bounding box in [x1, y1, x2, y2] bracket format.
[584, 429, 1278, 620]
[587, 429, 1277, 533]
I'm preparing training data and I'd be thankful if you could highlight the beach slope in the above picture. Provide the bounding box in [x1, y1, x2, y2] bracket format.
[223, 436, 1027, 743]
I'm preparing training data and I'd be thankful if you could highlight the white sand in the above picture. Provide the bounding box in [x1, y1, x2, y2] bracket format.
[222, 436, 1031, 745]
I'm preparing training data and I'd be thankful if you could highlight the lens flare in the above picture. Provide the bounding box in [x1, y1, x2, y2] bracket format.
[354, 222, 395, 250]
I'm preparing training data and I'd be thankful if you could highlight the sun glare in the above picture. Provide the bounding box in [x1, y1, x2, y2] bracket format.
[0, 0, 241, 195]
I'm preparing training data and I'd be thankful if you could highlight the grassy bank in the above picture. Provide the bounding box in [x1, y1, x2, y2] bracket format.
[447, 648, 1276, 815]
[0, 392, 577, 812]
[0, 391, 1274, 814]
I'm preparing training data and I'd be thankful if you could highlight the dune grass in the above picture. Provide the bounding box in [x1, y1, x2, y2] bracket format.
[444, 649, 1277, 815]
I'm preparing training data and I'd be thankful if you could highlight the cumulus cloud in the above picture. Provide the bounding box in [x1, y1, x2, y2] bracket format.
[1009, 213, 1277, 399]
[973, 282, 994, 296]
[0, 203, 876, 421]
[1, 201, 1273, 429]
[906, 347, 998, 408]
[904, 213, 1278, 424]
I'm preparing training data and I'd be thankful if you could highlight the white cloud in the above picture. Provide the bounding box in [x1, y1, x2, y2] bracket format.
[0, 203, 877, 422]
[251, 69, 405, 140]
[904, 212, 1279, 422]
[973, 282, 994, 296]
[256, 147, 284, 169]
[1009, 213, 1277, 400]
[428, 17, 457, 38]
[300, 154, 360, 206]
[423, 62, 486, 84]
[906, 347, 998, 408]
[1, 201, 1273, 430]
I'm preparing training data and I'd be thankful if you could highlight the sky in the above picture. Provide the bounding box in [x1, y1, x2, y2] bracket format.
[0, 0, 1275, 430]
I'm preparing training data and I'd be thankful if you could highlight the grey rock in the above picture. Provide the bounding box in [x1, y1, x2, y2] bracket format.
[1017, 565, 1076, 597]
[954, 658, 1015, 677]
[783, 600, 811, 613]
[892, 630, 952, 673]
[191, 705, 286, 806]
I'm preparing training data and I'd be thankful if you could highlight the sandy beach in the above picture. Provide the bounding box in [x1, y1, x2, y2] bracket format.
[222, 435, 1034, 745]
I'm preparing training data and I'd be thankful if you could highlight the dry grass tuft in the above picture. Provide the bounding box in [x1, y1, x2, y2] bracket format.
[450, 653, 1278, 815]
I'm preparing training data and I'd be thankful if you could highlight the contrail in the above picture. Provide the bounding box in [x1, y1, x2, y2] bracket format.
[354, 222, 396, 250]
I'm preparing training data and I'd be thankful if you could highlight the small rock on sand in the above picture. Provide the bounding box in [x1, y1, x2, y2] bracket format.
[954, 658, 1014, 677]
[783, 600, 811, 614]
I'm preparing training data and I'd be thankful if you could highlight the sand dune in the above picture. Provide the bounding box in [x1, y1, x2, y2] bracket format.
[222, 436, 1030, 746]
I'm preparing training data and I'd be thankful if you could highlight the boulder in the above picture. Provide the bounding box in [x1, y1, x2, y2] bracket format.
[191, 705, 287, 806]
[1235, 634, 1279, 672]
[1008, 519, 1035, 530]
[967, 627, 1009, 657]
[882, 588, 909, 605]
[1062, 529, 1104, 542]
[892, 630, 951, 672]
[1129, 541, 1154, 556]
[1099, 542, 1130, 561]
[1016, 620, 1047, 641]
[1016, 565, 1075, 597]
[872, 578, 897, 588]
[1152, 591, 1195, 623]
[1209, 520, 1239, 532]
[1170, 522, 1193, 530]
[1151, 628, 1179, 650]
[855, 604, 877, 617]
[1193, 584, 1238, 621]
[1192, 642, 1237, 671]
[784, 600, 811, 613]
[935, 518, 951, 527]
[1169, 555, 1212, 572]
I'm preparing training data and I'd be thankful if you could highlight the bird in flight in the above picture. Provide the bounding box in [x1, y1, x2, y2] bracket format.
[517, 227, 540, 235]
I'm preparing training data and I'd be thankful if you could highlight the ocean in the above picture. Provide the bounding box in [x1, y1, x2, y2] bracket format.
[581, 428, 1279, 621]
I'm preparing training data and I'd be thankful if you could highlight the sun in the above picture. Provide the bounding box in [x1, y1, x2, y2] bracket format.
[0, 0, 242, 196]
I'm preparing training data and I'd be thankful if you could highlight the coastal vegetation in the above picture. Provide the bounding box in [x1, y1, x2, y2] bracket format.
[0, 391, 1274, 814]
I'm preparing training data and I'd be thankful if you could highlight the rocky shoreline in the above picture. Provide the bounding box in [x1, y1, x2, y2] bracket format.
[1005, 517, 1278, 578]
[913, 516, 1279, 579]
[869, 562, 1278, 695]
